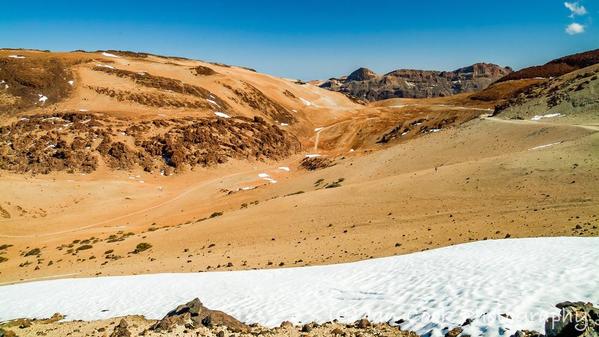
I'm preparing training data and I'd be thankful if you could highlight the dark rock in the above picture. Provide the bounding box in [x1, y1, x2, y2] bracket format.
[151, 298, 249, 333]
[301, 323, 314, 332]
[545, 301, 598, 337]
[279, 321, 294, 329]
[510, 330, 544, 337]
[445, 327, 463, 337]
[109, 319, 131, 337]
[321, 63, 511, 101]
[356, 318, 371, 329]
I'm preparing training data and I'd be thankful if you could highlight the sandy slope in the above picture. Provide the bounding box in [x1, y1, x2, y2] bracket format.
[0, 116, 597, 284]
[0, 50, 598, 285]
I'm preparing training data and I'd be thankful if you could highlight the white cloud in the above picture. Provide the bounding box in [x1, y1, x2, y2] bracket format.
[564, 2, 587, 17]
[565, 22, 585, 34]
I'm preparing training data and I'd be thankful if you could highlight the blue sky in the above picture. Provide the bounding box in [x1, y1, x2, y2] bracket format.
[1, 0, 597, 80]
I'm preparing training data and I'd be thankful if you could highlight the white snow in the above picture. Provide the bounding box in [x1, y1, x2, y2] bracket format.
[300, 98, 313, 106]
[305, 154, 321, 158]
[214, 112, 230, 118]
[0, 238, 596, 337]
[314, 127, 323, 132]
[38, 94, 48, 104]
[79, 109, 89, 112]
[68, 80, 75, 86]
[8, 55, 25, 59]
[258, 173, 270, 178]
[96, 64, 115, 69]
[263, 178, 277, 184]
[531, 113, 562, 121]
[529, 142, 562, 150]
[207, 99, 220, 107]
[280, 123, 288, 127]
[101, 52, 120, 58]
[278, 166, 290, 172]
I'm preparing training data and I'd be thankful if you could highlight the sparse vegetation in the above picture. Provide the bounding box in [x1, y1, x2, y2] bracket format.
[210, 211, 223, 218]
[132, 242, 152, 254]
[24, 248, 41, 257]
[76, 244, 93, 251]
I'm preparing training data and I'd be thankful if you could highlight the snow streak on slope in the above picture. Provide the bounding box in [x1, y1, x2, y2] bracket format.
[0, 238, 597, 337]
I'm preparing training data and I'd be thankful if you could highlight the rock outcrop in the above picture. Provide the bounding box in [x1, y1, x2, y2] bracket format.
[151, 298, 249, 333]
[510, 301, 599, 337]
[320, 63, 512, 101]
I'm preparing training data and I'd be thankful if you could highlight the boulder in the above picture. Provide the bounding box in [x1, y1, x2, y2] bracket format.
[151, 298, 249, 333]
[446, 327, 463, 337]
[545, 302, 598, 337]
[109, 319, 131, 337]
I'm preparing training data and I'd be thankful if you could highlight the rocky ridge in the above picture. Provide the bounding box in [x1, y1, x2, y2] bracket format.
[320, 63, 512, 101]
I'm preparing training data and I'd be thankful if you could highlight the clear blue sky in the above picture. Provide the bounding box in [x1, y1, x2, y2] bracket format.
[1, 0, 597, 80]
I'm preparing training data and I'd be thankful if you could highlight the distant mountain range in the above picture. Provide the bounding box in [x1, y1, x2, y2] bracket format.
[319, 63, 512, 101]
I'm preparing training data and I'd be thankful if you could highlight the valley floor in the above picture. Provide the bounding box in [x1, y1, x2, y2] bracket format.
[0, 117, 598, 284]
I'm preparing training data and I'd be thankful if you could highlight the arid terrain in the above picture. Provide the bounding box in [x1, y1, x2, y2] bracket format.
[0, 48, 598, 288]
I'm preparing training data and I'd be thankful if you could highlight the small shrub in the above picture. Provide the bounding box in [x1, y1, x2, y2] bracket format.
[132, 242, 152, 254]
[210, 211, 223, 218]
[0, 256, 8, 263]
[24, 248, 41, 257]
[76, 244, 93, 251]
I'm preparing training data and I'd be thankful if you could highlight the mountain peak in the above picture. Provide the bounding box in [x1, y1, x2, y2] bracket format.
[347, 67, 378, 81]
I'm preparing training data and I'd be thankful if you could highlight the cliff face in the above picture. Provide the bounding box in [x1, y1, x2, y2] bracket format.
[320, 63, 512, 101]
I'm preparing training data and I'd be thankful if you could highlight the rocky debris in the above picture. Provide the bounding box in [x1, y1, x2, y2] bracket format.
[0, 56, 74, 114]
[299, 156, 334, 171]
[0, 113, 300, 174]
[92, 66, 230, 110]
[356, 318, 371, 329]
[545, 301, 599, 337]
[223, 82, 296, 124]
[508, 302, 599, 337]
[498, 48, 599, 82]
[320, 63, 511, 101]
[110, 319, 131, 337]
[445, 327, 463, 337]
[151, 298, 249, 333]
[512, 330, 544, 337]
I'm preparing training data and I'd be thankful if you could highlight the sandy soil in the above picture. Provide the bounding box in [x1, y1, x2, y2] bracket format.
[0, 50, 597, 285]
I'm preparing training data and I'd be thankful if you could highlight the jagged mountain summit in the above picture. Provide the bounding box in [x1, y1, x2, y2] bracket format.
[320, 63, 512, 101]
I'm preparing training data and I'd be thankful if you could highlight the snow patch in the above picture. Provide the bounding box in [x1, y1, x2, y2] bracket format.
[101, 52, 120, 58]
[38, 94, 48, 104]
[0, 238, 596, 337]
[258, 173, 270, 178]
[214, 112, 230, 118]
[278, 166, 290, 172]
[300, 98, 313, 106]
[305, 154, 321, 158]
[206, 99, 220, 107]
[8, 55, 25, 59]
[68, 80, 75, 86]
[96, 64, 115, 69]
[314, 127, 323, 132]
[529, 142, 562, 150]
[531, 113, 562, 121]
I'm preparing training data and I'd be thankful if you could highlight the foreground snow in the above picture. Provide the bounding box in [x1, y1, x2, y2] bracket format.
[0, 237, 597, 337]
